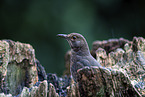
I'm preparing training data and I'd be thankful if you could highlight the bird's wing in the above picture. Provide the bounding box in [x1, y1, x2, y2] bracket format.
[71, 59, 91, 82]
[78, 59, 91, 67]
[86, 55, 102, 67]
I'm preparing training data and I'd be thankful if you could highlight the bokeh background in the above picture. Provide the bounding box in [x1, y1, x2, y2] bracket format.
[0, 0, 145, 76]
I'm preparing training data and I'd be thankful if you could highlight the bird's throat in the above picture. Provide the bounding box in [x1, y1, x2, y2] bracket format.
[71, 46, 90, 56]
[71, 46, 81, 52]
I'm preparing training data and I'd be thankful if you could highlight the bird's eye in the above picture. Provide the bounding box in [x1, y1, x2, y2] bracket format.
[72, 36, 77, 40]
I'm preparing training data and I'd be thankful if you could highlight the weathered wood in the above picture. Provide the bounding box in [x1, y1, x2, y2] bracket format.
[0, 40, 48, 97]
[0, 40, 38, 95]
[94, 37, 145, 96]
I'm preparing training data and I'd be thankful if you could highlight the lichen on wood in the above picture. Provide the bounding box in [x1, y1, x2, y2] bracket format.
[0, 40, 38, 96]
[19, 80, 47, 97]
[93, 37, 145, 96]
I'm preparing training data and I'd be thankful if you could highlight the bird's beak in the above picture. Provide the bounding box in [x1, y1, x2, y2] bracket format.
[57, 34, 67, 38]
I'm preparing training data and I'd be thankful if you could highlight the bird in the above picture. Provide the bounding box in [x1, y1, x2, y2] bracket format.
[57, 33, 102, 82]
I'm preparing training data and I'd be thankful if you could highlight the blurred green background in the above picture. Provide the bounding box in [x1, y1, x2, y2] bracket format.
[0, 0, 145, 76]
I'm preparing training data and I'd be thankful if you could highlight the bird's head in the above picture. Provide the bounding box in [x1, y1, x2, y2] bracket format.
[57, 33, 90, 54]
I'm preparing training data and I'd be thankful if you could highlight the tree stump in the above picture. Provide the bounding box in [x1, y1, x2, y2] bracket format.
[0, 37, 144, 97]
